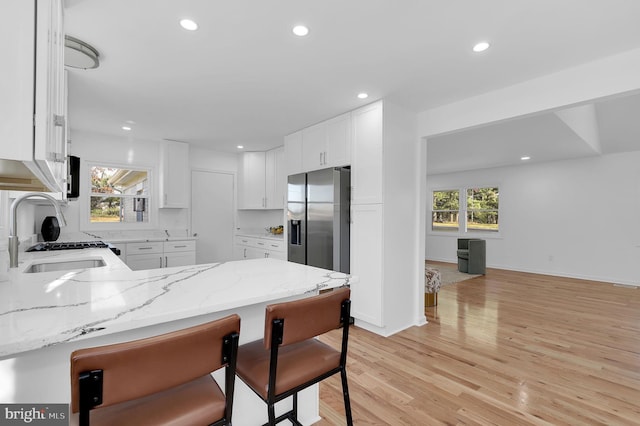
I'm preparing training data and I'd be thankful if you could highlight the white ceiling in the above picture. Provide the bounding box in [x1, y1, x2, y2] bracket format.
[64, 0, 640, 170]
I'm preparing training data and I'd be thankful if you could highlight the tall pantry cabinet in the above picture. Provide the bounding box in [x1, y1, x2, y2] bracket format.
[349, 100, 418, 335]
[284, 101, 419, 336]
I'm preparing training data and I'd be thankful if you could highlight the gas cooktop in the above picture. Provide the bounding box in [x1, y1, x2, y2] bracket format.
[26, 241, 120, 255]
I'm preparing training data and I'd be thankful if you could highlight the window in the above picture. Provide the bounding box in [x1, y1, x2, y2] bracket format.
[466, 187, 499, 232]
[431, 186, 499, 233]
[90, 165, 150, 224]
[432, 190, 459, 231]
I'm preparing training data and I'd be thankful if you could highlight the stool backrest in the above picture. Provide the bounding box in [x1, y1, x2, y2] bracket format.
[70, 314, 240, 413]
[263, 287, 350, 349]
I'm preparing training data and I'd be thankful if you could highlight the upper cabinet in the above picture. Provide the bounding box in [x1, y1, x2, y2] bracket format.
[351, 101, 383, 204]
[284, 131, 303, 175]
[159, 140, 190, 208]
[301, 112, 351, 172]
[0, 0, 67, 193]
[265, 146, 285, 209]
[238, 147, 285, 210]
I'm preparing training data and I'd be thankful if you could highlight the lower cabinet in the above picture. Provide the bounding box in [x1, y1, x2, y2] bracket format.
[234, 236, 285, 260]
[164, 241, 197, 267]
[350, 204, 384, 327]
[125, 240, 196, 271]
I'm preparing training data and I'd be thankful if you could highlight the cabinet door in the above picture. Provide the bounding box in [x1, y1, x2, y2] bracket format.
[233, 244, 247, 260]
[350, 203, 384, 327]
[302, 122, 326, 172]
[324, 113, 351, 168]
[163, 240, 196, 267]
[165, 252, 196, 268]
[160, 141, 189, 208]
[244, 246, 265, 259]
[127, 253, 164, 271]
[238, 152, 266, 209]
[0, 0, 34, 164]
[33, 0, 66, 193]
[351, 101, 383, 204]
[266, 249, 286, 260]
[284, 131, 303, 176]
[265, 146, 285, 209]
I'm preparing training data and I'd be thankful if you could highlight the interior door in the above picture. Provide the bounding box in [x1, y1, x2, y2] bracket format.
[191, 170, 235, 264]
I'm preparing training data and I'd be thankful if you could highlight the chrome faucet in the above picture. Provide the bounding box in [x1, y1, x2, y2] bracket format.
[8, 193, 67, 268]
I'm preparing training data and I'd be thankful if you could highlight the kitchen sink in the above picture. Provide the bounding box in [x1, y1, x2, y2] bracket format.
[24, 258, 107, 273]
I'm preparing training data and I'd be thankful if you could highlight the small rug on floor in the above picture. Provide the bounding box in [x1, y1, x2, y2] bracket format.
[426, 262, 481, 286]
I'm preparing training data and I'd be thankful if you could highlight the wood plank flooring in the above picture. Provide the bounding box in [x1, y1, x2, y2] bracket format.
[317, 265, 640, 425]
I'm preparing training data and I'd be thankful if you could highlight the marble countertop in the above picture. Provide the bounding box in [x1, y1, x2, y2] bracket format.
[0, 250, 353, 359]
[236, 232, 284, 241]
[52, 230, 198, 244]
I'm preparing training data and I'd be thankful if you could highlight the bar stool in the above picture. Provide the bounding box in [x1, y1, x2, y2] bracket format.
[235, 287, 353, 425]
[70, 314, 240, 426]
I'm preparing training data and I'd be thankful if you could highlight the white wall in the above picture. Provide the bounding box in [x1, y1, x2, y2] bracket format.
[34, 131, 241, 240]
[426, 151, 640, 286]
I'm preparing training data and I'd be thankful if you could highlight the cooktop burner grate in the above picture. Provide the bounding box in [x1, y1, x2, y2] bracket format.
[26, 241, 111, 252]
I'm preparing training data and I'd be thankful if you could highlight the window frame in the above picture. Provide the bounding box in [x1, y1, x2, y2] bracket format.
[81, 161, 156, 231]
[429, 185, 501, 237]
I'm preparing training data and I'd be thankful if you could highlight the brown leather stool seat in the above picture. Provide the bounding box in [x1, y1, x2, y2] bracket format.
[70, 315, 240, 426]
[235, 287, 353, 425]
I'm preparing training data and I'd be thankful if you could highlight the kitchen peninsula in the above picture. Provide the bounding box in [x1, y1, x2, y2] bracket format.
[0, 249, 354, 425]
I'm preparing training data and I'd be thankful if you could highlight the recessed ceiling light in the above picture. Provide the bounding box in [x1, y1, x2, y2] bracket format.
[357, 93, 369, 99]
[473, 41, 490, 52]
[521, 156, 531, 161]
[122, 126, 132, 131]
[237, 145, 244, 149]
[292, 25, 309, 37]
[180, 19, 198, 31]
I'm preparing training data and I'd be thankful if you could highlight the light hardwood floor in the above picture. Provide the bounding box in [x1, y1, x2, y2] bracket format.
[317, 265, 640, 425]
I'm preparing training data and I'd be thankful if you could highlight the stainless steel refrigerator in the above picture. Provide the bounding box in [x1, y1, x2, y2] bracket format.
[287, 167, 350, 273]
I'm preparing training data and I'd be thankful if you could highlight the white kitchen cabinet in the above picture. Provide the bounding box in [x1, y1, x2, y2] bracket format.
[324, 113, 352, 168]
[126, 242, 164, 271]
[164, 240, 196, 267]
[125, 240, 196, 270]
[351, 101, 383, 204]
[127, 253, 164, 271]
[350, 204, 384, 327]
[237, 152, 267, 209]
[237, 148, 285, 210]
[284, 131, 303, 175]
[349, 100, 419, 336]
[302, 122, 326, 172]
[301, 113, 351, 172]
[0, 0, 66, 192]
[234, 236, 285, 260]
[265, 147, 285, 209]
[159, 140, 189, 208]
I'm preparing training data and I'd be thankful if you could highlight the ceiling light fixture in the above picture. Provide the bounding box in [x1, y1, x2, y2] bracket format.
[357, 93, 369, 99]
[292, 25, 309, 36]
[521, 156, 531, 161]
[64, 35, 100, 69]
[237, 145, 244, 149]
[180, 19, 198, 31]
[122, 126, 132, 131]
[473, 41, 490, 52]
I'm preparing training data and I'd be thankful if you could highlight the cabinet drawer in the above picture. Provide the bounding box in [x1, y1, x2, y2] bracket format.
[164, 240, 196, 253]
[264, 240, 284, 252]
[127, 241, 163, 254]
[235, 236, 262, 249]
[235, 236, 254, 247]
[236, 236, 284, 252]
